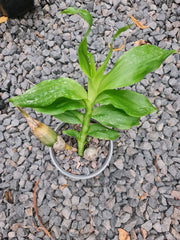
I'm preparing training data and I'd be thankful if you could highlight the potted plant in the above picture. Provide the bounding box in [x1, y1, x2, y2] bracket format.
[9, 7, 176, 180]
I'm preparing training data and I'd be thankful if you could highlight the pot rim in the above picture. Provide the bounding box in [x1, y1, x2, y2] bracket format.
[49, 122, 113, 180]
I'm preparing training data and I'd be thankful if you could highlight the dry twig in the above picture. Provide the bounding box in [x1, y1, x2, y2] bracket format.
[154, 154, 160, 174]
[33, 180, 52, 238]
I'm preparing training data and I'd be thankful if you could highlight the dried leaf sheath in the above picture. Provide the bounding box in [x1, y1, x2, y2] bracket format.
[17, 106, 58, 147]
[17, 106, 72, 151]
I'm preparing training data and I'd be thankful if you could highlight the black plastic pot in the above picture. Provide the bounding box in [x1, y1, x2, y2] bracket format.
[0, 0, 34, 18]
[49, 122, 113, 180]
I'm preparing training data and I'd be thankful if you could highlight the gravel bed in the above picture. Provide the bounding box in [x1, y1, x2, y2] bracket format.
[0, 0, 180, 239]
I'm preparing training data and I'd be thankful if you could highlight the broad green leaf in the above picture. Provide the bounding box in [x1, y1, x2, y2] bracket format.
[54, 110, 84, 124]
[88, 123, 119, 140]
[63, 129, 79, 140]
[99, 45, 177, 92]
[96, 89, 157, 117]
[94, 24, 133, 83]
[34, 98, 85, 115]
[61, 7, 96, 78]
[92, 105, 139, 129]
[9, 78, 87, 108]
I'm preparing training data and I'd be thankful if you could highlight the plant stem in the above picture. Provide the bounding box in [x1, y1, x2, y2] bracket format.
[78, 102, 93, 156]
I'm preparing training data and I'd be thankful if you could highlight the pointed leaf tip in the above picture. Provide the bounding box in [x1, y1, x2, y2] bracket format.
[100, 45, 177, 92]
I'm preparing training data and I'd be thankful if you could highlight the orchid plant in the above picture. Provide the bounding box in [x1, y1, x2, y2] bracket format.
[9, 7, 176, 157]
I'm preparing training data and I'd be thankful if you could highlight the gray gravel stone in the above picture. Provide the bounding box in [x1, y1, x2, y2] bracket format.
[103, 210, 112, 219]
[141, 220, 152, 231]
[173, 98, 180, 111]
[124, 220, 137, 232]
[38, 189, 46, 206]
[62, 187, 72, 199]
[121, 213, 131, 223]
[71, 196, 80, 205]
[113, 158, 124, 170]
[52, 225, 60, 238]
[161, 217, 171, 232]
[145, 173, 155, 183]
[153, 221, 162, 233]
[0, 132, 4, 141]
[61, 219, 72, 230]
[106, 197, 115, 210]
[139, 142, 152, 150]
[62, 207, 71, 219]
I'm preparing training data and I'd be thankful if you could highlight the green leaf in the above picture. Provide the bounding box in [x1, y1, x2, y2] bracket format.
[88, 52, 96, 77]
[111, 24, 133, 43]
[94, 24, 133, 83]
[96, 89, 157, 117]
[63, 129, 79, 140]
[61, 7, 96, 78]
[88, 123, 119, 140]
[34, 98, 85, 115]
[92, 105, 139, 129]
[54, 110, 84, 124]
[9, 77, 87, 108]
[61, 7, 92, 27]
[99, 45, 177, 92]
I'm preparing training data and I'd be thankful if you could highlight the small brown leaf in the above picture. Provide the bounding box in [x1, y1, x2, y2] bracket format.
[118, 228, 130, 240]
[138, 192, 149, 200]
[134, 39, 149, 46]
[60, 184, 68, 190]
[108, 39, 126, 52]
[140, 228, 147, 239]
[171, 190, 180, 200]
[0, 16, 8, 24]
[130, 15, 149, 29]
[35, 31, 45, 39]
[4, 189, 14, 204]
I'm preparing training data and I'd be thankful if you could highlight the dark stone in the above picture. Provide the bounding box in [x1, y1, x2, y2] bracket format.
[0, 99, 5, 110]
